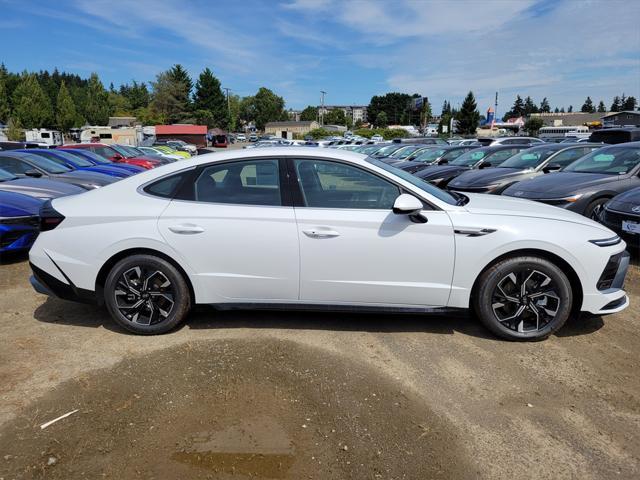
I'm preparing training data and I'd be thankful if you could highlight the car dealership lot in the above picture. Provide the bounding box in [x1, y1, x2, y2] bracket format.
[0, 257, 638, 479]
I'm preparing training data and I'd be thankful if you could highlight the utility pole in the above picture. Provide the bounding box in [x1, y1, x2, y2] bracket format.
[223, 87, 231, 118]
[320, 90, 326, 127]
[494, 91, 498, 128]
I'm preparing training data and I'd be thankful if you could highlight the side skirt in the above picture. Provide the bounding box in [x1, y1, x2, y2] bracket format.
[208, 302, 467, 315]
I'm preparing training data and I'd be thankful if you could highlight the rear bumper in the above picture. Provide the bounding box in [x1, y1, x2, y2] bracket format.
[30, 262, 96, 304]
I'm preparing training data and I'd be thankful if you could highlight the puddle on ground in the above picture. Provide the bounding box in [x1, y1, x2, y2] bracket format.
[0, 339, 472, 479]
[173, 416, 295, 478]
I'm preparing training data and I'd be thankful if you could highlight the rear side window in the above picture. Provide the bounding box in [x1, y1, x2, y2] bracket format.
[144, 172, 187, 198]
[194, 160, 281, 206]
[551, 148, 592, 167]
[487, 149, 519, 165]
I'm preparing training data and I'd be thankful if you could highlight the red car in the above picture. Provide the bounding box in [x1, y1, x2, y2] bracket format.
[213, 134, 228, 148]
[59, 144, 162, 170]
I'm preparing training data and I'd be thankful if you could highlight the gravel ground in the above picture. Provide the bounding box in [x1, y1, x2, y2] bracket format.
[0, 256, 638, 479]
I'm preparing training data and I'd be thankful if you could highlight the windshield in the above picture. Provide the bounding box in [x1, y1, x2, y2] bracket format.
[366, 157, 457, 206]
[412, 149, 446, 163]
[373, 144, 404, 157]
[563, 146, 640, 175]
[109, 144, 134, 158]
[65, 149, 108, 164]
[0, 168, 17, 181]
[498, 148, 559, 169]
[49, 150, 94, 167]
[451, 149, 487, 166]
[21, 154, 71, 173]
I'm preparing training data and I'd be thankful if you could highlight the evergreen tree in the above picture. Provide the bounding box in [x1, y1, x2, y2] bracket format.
[0, 73, 10, 123]
[456, 91, 480, 135]
[120, 81, 151, 110]
[610, 96, 621, 112]
[539, 97, 550, 113]
[581, 96, 595, 113]
[560, 107, 565, 113]
[56, 81, 77, 132]
[567, 105, 573, 113]
[167, 64, 193, 114]
[441, 100, 451, 116]
[622, 96, 637, 111]
[12, 73, 53, 128]
[524, 96, 538, 115]
[597, 100, 606, 113]
[554, 107, 559, 113]
[193, 67, 226, 128]
[84, 73, 110, 125]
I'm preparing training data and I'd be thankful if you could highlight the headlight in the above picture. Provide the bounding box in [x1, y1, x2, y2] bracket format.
[589, 236, 621, 247]
[546, 193, 583, 203]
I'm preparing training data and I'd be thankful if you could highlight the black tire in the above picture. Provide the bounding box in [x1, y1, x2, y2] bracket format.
[584, 197, 609, 220]
[473, 256, 573, 341]
[104, 254, 191, 335]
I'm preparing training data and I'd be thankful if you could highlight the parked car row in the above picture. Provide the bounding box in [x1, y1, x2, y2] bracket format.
[0, 141, 193, 254]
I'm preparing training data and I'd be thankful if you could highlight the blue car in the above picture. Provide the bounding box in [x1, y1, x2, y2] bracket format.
[17, 149, 131, 178]
[0, 190, 43, 254]
[60, 148, 145, 175]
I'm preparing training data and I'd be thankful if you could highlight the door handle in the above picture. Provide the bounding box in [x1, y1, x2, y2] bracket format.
[168, 224, 205, 235]
[302, 228, 340, 238]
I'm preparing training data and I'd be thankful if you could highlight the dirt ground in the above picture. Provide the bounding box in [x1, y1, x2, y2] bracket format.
[0, 256, 639, 479]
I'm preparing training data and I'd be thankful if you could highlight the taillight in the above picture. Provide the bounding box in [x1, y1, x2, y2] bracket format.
[39, 200, 65, 231]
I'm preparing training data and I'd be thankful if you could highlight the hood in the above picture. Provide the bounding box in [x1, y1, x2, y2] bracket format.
[0, 190, 43, 217]
[462, 193, 611, 232]
[606, 187, 640, 213]
[83, 166, 129, 177]
[416, 165, 468, 180]
[57, 170, 117, 185]
[503, 172, 620, 198]
[449, 168, 525, 188]
[0, 177, 85, 199]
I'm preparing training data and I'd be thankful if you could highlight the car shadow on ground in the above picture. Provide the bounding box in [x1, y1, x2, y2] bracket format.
[0, 251, 29, 265]
[33, 297, 605, 340]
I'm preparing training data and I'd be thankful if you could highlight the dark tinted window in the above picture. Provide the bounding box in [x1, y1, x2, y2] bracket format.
[144, 172, 187, 198]
[0, 156, 33, 174]
[194, 160, 281, 206]
[294, 159, 399, 209]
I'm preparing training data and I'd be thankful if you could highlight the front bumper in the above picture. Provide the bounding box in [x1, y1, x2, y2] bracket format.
[582, 250, 631, 315]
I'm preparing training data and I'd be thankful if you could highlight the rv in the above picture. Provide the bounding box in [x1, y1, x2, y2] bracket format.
[80, 127, 140, 145]
[25, 129, 63, 146]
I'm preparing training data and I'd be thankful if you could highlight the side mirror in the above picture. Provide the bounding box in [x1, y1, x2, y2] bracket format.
[479, 161, 492, 169]
[437, 159, 448, 165]
[543, 163, 561, 173]
[393, 194, 423, 216]
[25, 169, 42, 178]
[112, 154, 124, 161]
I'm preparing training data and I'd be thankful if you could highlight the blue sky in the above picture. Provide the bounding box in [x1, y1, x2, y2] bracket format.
[1, 0, 639, 115]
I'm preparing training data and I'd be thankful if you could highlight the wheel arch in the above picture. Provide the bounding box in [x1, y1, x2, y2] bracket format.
[470, 248, 583, 317]
[95, 247, 196, 307]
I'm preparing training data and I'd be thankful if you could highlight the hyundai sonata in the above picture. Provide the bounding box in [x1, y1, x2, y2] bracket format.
[29, 148, 630, 340]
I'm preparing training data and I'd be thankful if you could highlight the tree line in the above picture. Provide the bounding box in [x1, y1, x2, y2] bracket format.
[0, 64, 290, 134]
[501, 94, 637, 120]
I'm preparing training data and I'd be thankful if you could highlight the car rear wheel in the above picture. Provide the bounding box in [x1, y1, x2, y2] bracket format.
[104, 254, 191, 335]
[473, 256, 573, 341]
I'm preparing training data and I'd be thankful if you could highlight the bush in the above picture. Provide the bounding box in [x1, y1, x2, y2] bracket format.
[354, 128, 408, 140]
[306, 128, 336, 139]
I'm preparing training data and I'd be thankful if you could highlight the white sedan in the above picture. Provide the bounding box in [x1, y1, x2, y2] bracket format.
[29, 148, 630, 340]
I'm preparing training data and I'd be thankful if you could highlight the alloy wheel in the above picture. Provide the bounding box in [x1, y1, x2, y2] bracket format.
[491, 269, 561, 333]
[114, 266, 175, 325]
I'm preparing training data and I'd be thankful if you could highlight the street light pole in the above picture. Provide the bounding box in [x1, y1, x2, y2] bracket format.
[319, 91, 326, 126]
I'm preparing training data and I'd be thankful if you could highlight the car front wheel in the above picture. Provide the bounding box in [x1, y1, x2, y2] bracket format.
[473, 256, 573, 341]
[104, 254, 191, 335]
